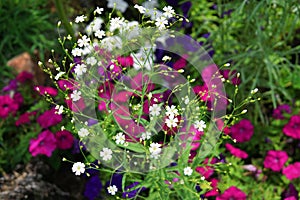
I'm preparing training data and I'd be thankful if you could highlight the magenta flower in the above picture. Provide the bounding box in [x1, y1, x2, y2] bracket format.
[117, 56, 133, 67]
[205, 178, 219, 197]
[37, 108, 62, 128]
[283, 115, 300, 139]
[272, 104, 291, 120]
[230, 119, 254, 143]
[57, 79, 78, 91]
[263, 150, 288, 172]
[35, 86, 58, 96]
[55, 130, 74, 150]
[16, 71, 33, 83]
[29, 130, 57, 157]
[15, 111, 36, 126]
[0, 95, 19, 119]
[220, 69, 241, 85]
[216, 186, 246, 200]
[282, 162, 300, 180]
[225, 143, 248, 159]
[65, 95, 86, 112]
[13, 92, 23, 106]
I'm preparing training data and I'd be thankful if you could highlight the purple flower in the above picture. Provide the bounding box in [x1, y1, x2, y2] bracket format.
[29, 130, 57, 157]
[282, 184, 298, 200]
[122, 182, 147, 199]
[273, 104, 291, 119]
[216, 186, 246, 200]
[105, 173, 123, 194]
[0, 95, 19, 119]
[72, 139, 87, 154]
[230, 119, 254, 143]
[55, 130, 74, 150]
[84, 176, 102, 200]
[263, 150, 288, 172]
[16, 71, 33, 83]
[2, 79, 18, 92]
[37, 108, 62, 129]
[283, 115, 300, 139]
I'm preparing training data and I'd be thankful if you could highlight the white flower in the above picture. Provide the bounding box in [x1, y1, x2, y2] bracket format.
[183, 166, 193, 176]
[71, 48, 83, 57]
[95, 30, 105, 39]
[86, 57, 97, 66]
[71, 90, 81, 102]
[72, 162, 85, 176]
[55, 71, 65, 80]
[155, 16, 168, 30]
[141, 132, 152, 140]
[165, 105, 179, 117]
[115, 132, 125, 145]
[94, 7, 104, 15]
[149, 104, 161, 116]
[75, 15, 86, 23]
[109, 17, 125, 32]
[165, 115, 179, 128]
[74, 64, 87, 77]
[101, 36, 122, 51]
[85, 17, 104, 34]
[78, 128, 89, 137]
[134, 4, 146, 14]
[163, 6, 175, 18]
[182, 96, 190, 105]
[149, 142, 161, 159]
[107, 185, 118, 195]
[162, 55, 171, 62]
[77, 35, 90, 47]
[100, 147, 113, 161]
[55, 105, 64, 115]
[194, 120, 206, 132]
[120, 21, 140, 40]
[107, 0, 128, 13]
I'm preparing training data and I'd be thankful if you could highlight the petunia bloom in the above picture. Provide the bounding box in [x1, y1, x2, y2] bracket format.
[283, 115, 300, 139]
[225, 143, 248, 159]
[216, 186, 246, 200]
[272, 104, 291, 120]
[282, 183, 299, 200]
[29, 130, 57, 157]
[282, 162, 300, 180]
[230, 119, 254, 143]
[263, 150, 288, 172]
[15, 111, 36, 126]
[37, 108, 62, 128]
[16, 71, 33, 83]
[0, 95, 19, 119]
[84, 175, 102, 200]
[55, 130, 74, 150]
[35, 86, 58, 96]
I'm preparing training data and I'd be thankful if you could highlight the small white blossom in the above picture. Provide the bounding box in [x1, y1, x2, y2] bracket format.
[101, 36, 122, 51]
[86, 57, 97, 66]
[75, 15, 87, 23]
[149, 104, 161, 116]
[183, 166, 193, 176]
[155, 16, 168, 30]
[71, 90, 81, 102]
[55, 71, 65, 80]
[107, 0, 128, 13]
[115, 132, 125, 145]
[107, 185, 118, 195]
[110, 17, 125, 32]
[165, 115, 179, 128]
[194, 120, 206, 132]
[55, 105, 64, 115]
[165, 105, 179, 117]
[100, 147, 113, 161]
[94, 7, 104, 15]
[163, 6, 175, 18]
[72, 162, 85, 175]
[134, 4, 146, 14]
[182, 96, 190, 105]
[74, 64, 87, 77]
[85, 17, 103, 34]
[78, 128, 89, 137]
[141, 132, 152, 140]
[77, 35, 90, 47]
[95, 30, 105, 39]
[162, 55, 171, 61]
[149, 142, 161, 159]
[71, 48, 83, 57]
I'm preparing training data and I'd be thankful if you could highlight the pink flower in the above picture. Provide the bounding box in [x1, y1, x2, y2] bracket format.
[230, 119, 254, 143]
[37, 108, 62, 128]
[220, 69, 241, 85]
[225, 143, 248, 159]
[216, 186, 246, 200]
[285, 197, 297, 200]
[117, 56, 134, 67]
[57, 79, 78, 91]
[196, 158, 218, 179]
[15, 111, 36, 126]
[13, 92, 23, 106]
[16, 71, 33, 83]
[65, 95, 86, 112]
[263, 150, 288, 172]
[282, 162, 300, 180]
[35, 86, 58, 96]
[173, 54, 188, 70]
[216, 119, 231, 135]
[55, 130, 74, 150]
[283, 115, 300, 139]
[130, 72, 155, 93]
[272, 104, 291, 120]
[205, 178, 219, 197]
[29, 130, 57, 157]
[0, 95, 19, 119]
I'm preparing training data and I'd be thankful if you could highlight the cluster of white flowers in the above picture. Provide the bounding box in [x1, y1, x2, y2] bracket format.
[107, 0, 128, 13]
[107, 185, 118, 195]
[75, 15, 87, 23]
[74, 64, 87, 77]
[141, 132, 152, 140]
[110, 17, 125, 32]
[78, 127, 89, 137]
[149, 104, 161, 117]
[149, 142, 161, 159]
[100, 147, 113, 161]
[72, 162, 85, 175]
[70, 90, 81, 102]
[115, 132, 125, 145]
[86, 56, 97, 66]
[165, 105, 179, 118]
[55, 105, 64, 115]
[194, 120, 206, 132]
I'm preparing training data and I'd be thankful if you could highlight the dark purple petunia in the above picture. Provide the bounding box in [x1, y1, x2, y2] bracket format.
[37, 108, 62, 129]
[272, 104, 291, 119]
[122, 182, 147, 199]
[2, 79, 18, 92]
[0, 95, 19, 119]
[55, 130, 74, 150]
[72, 139, 87, 154]
[282, 184, 298, 200]
[84, 175, 102, 200]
